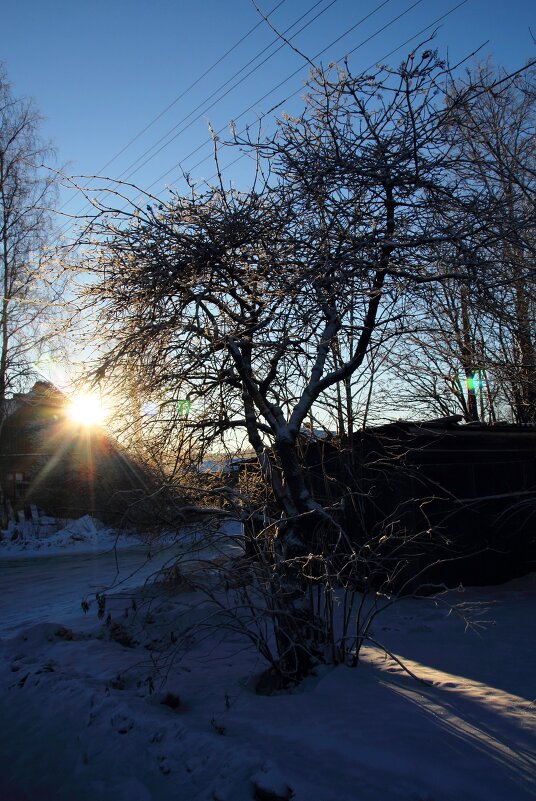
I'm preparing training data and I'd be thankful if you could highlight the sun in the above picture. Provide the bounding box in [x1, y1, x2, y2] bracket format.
[67, 392, 106, 427]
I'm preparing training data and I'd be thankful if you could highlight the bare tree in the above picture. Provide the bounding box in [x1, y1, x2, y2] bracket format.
[81, 52, 513, 682]
[388, 62, 536, 423]
[0, 68, 63, 417]
[0, 67, 67, 519]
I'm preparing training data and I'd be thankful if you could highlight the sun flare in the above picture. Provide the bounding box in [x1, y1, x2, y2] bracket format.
[67, 392, 106, 427]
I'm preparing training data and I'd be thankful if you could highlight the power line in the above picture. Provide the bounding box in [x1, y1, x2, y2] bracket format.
[146, 0, 423, 192]
[116, 0, 336, 183]
[60, 0, 477, 240]
[97, 0, 289, 177]
[39, 3, 536, 316]
[75, 0, 453, 223]
[55, 0, 287, 216]
[55, 0, 335, 239]
[188, 0, 474, 190]
[83, 0, 399, 205]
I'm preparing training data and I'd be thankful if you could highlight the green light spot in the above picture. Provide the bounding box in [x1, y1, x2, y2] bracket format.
[177, 399, 191, 416]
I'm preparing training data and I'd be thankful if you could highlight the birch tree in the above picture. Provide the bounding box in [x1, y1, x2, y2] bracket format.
[0, 68, 61, 422]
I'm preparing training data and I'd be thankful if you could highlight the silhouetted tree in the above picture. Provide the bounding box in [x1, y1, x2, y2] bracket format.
[82, 52, 523, 681]
[0, 69, 65, 409]
[0, 66, 64, 515]
[388, 63, 536, 423]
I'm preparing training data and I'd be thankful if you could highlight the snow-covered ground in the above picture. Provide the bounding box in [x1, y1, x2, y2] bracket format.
[0, 523, 535, 801]
[0, 514, 242, 561]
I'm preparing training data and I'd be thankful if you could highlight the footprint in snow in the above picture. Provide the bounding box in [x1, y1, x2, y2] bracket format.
[110, 712, 134, 734]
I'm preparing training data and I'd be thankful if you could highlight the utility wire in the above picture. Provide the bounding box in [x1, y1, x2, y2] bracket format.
[97, 0, 288, 176]
[116, 0, 336, 183]
[59, 0, 477, 241]
[56, 0, 337, 241]
[145, 0, 422, 192]
[129, 0, 398, 190]
[63, 0, 457, 241]
[191, 0, 474, 189]
[56, 0, 287, 216]
[59, 0, 398, 228]
[28, 3, 536, 314]
[32, 2, 536, 313]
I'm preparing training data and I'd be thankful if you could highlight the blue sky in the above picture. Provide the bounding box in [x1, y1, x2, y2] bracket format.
[2, 0, 535, 227]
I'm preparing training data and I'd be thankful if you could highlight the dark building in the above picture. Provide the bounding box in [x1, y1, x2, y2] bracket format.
[0, 382, 152, 523]
[237, 418, 536, 589]
[299, 417, 536, 590]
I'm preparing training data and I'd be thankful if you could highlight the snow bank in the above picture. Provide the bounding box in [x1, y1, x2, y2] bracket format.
[0, 514, 143, 558]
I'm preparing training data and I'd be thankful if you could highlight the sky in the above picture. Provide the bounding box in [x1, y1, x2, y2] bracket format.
[1, 0, 535, 396]
[2, 0, 535, 231]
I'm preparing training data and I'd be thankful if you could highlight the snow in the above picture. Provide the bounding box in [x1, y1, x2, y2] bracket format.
[0, 525, 535, 801]
[0, 514, 242, 560]
[0, 514, 143, 559]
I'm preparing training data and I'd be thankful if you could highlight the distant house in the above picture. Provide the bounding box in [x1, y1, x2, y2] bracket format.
[0, 381, 153, 523]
